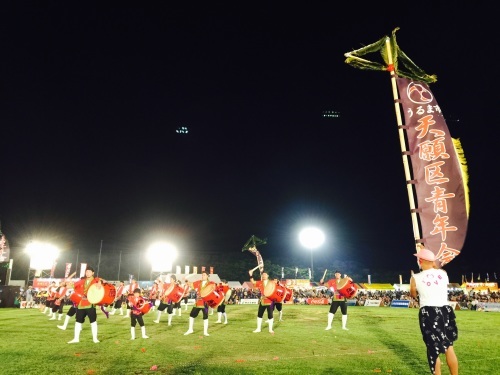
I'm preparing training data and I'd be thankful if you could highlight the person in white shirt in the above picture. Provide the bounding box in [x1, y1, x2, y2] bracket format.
[410, 248, 458, 375]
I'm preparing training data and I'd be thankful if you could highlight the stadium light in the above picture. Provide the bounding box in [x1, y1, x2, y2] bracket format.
[299, 227, 325, 281]
[147, 242, 178, 273]
[25, 241, 59, 270]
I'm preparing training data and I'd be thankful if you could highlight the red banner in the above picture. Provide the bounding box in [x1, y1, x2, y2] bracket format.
[50, 262, 57, 278]
[397, 77, 468, 265]
[0, 233, 10, 262]
[306, 298, 329, 305]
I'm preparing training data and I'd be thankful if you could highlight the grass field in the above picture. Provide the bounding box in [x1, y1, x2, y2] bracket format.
[0, 304, 498, 375]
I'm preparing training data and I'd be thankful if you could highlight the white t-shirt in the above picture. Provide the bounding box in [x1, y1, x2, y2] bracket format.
[413, 268, 449, 307]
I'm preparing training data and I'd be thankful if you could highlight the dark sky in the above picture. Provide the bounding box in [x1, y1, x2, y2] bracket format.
[1, 3, 497, 282]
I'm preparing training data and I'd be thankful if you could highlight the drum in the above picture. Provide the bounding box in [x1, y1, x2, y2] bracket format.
[136, 297, 151, 315]
[70, 291, 83, 305]
[164, 283, 185, 303]
[282, 287, 293, 303]
[337, 278, 358, 299]
[87, 283, 117, 305]
[263, 281, 288, 302]
[200, 283, 224, 308]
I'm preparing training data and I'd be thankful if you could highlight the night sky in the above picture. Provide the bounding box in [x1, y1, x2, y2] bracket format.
[1, 3, 497, 283]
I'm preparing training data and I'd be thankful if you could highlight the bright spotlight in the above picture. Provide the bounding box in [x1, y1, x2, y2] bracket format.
[299, 227, 325, 249]
[147, 242, 178, 272]
[26, 241, 59, 270]
[299, 227, 325, 281]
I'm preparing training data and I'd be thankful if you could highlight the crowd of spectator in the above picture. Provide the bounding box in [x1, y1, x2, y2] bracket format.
[226, 286, 499, 311]
[18, 283, 499, 312]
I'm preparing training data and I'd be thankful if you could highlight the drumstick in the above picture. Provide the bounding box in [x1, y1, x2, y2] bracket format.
[322, 269, 327, 280]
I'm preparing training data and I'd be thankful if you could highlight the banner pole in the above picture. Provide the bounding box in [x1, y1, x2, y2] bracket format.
[385, 37, 422, 248]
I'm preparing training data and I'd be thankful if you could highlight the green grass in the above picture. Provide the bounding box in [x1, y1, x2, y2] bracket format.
[0, 305, 498, 374]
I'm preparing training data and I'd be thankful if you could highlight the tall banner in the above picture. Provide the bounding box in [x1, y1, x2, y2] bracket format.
[242, 235, 267, 273]
[65, 263, 72, 278]
[193, 266, 198, 274]
[184, 265, 190, 275]
[344, 28, 469, 266]
[0, 232, 10, 262]
[396, 78, 468, 265]
[201, 266, 206, 273]
[50, 261, 57, 278]
[175, 265, 181, 275]
[80, 263, 87, 278]
[210, 266, 214, 274]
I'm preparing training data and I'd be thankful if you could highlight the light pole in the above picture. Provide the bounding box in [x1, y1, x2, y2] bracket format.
[299, 227, 325, 281]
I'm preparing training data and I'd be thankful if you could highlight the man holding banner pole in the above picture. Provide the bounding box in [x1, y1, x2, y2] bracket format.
[410, 249, 458, 375]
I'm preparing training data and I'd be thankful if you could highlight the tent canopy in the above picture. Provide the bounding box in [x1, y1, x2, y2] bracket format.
[241, 281, 254, 289]
[228, 281, 242, 288]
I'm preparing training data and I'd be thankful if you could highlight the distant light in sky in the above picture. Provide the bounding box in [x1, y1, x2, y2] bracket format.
[322, 110, 340, 118]
[176, 126, 189, 134]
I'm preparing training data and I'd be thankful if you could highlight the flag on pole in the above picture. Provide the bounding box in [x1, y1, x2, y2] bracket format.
[50, 262, 57, 278]
[344, 28, 469, 267]
[65, 263, 72, 278]
[80, 263, 87, 278]
[242, 235, 266, 273]
[0, 229, 10, 262]
[396, 77, 469, 265]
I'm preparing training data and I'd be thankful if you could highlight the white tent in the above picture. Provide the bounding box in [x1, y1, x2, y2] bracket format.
[228, 281, 242, 288]
[183, 273, 222, 284]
